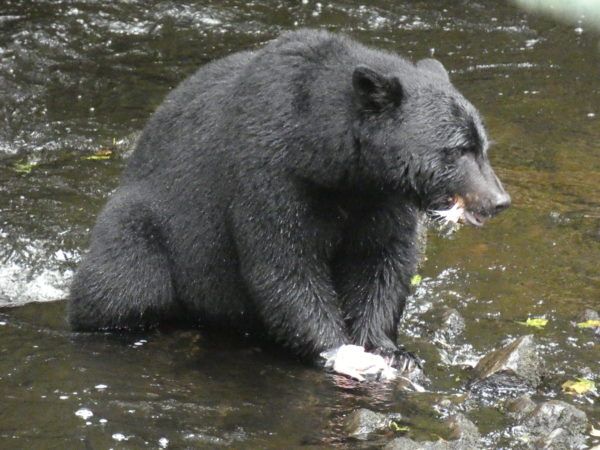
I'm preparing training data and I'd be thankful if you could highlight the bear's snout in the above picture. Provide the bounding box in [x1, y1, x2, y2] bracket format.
[491, 189, 511, 215]
[479, 170, 511, 219]
[459, 157, 511, 225]
[462, 184, 510, 227]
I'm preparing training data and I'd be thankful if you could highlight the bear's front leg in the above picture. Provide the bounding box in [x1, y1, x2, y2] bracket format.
[230, 178, 350, 359]
[334, 200, 422, 372]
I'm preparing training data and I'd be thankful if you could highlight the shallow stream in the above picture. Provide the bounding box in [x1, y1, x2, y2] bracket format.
[1, 1, 599, 448]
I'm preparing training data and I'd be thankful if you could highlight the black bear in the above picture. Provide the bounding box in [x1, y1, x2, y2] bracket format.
[69, 29, 510, 368]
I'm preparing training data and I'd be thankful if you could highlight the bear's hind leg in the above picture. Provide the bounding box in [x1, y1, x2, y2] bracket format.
[69, 191, 175, 331]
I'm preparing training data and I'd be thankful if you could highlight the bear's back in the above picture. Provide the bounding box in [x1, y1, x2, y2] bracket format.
[122, 49, 255, 185]
[120, 29, 424, 194]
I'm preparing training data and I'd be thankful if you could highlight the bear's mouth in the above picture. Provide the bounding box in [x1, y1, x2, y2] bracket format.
[461, 209, 487, 227]
[430, 196, 487, 228]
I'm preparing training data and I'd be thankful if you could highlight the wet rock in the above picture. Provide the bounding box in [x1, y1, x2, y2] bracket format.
[548, 211, 571, 225]
[511, 400, 589, 450]
[445, 413, 481, 444]
[437, 308, 466, 340]
[504, 395, 536, 420]
[117, 131, 141, 158]
[576, 308, 599, 322]
[574, 308, 600, 338]
[384, 414, 481, 450]
[384, 436, 482, 450]
[384, 437, 450, 449]
[526, 400, 588, 436]
[470, 335, 544, 392]
[0, 293, 10, 306]
[535, 428, 582, 450]
[424, 307, 466, 344]
[344, 408, 401, 439]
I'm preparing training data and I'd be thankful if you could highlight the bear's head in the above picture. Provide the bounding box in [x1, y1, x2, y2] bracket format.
[351, 58, 510, 226]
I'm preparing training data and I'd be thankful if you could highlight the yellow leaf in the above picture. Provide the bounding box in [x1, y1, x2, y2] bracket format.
[390, 421, 409, 433]
[410, 274, 422, 286]
[517, 318, 548, 329]
[13, 161, 36, 174]
[577, 320, 600, 329]
[562, 378, 596, 395]
[83, 148, 113, 161]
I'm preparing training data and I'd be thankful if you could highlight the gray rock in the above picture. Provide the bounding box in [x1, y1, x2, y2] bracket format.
[536, 427, 581, 450]
[445, 413, 481, 444]
[384, 414, 481, 450]
[504, 395, 537, 420]
[384, 437, 446, 450]
[384, 436, 481, 450]
[429, 307, 466, 343]
[344, 408, 401, 440]
[574, 309, 600, 339]
[472, 335, 544, 388]
[525, 400, 588, 449]
[507, 399, 589, 450]
[416, 307, 466, 366]
[576, 308, 599, 322]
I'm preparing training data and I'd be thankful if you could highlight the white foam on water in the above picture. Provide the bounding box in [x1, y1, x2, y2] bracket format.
[75, 408, 93, 420]
[0, 262, 72, 306]
[0, 237, 75, 306]
[0, 139, 18, 156]
[198, 17, 221, 26]
[112, 433, 130, 442]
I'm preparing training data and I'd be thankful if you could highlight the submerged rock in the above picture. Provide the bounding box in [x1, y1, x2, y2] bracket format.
[470, 335, 544, 395]
[384, 414, 481, 450]
[344, 408, 402, 440]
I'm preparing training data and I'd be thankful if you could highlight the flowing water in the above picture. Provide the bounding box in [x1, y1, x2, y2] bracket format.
[0, 1, 599, 448]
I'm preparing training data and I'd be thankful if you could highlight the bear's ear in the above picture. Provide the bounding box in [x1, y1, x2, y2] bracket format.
[352, 65, 403, 111]
[416, 58, 449, 82]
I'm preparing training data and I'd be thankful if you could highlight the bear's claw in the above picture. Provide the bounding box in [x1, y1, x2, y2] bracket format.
[373, 347, 423, 374]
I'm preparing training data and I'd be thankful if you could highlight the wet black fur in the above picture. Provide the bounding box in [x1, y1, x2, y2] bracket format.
[69, 30, 506, 360]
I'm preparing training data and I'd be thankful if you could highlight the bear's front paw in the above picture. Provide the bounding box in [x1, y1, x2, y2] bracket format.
[373, 347, 423, 374]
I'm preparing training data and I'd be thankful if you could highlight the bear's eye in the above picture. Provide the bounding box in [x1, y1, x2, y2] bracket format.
[455, 145, 477, 156]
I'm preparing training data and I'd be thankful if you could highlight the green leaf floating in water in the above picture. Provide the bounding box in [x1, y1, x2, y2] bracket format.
[410, 274, 422, 286]
[576, 320, 600, 329]
[13, 161, 37, 174]
[562, 378, 596, 395]
[517, 318, 548, 329]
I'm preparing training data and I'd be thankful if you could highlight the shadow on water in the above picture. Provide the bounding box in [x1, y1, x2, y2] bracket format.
[1, 0, 599, 448]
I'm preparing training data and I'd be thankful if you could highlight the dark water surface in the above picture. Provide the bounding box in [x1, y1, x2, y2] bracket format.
[1, 1, 599, 448]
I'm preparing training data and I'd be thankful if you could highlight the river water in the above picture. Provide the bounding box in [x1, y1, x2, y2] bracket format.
[1, 1, 598, 448]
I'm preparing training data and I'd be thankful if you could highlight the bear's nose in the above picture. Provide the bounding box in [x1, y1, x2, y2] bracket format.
[493, 191, 511, 215]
